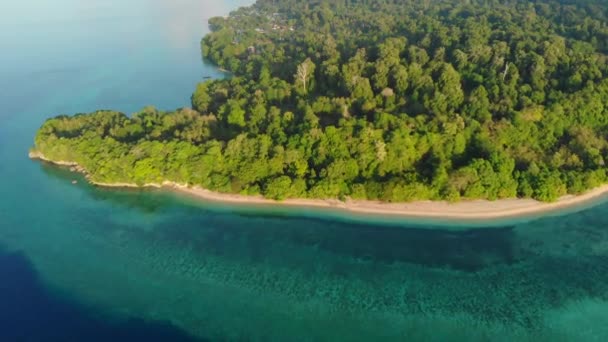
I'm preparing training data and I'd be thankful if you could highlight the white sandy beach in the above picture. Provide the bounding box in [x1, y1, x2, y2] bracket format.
[173, 183, 608, 220]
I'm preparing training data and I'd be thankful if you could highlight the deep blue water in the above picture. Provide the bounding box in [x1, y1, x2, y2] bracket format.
[1, 1, 608, 341]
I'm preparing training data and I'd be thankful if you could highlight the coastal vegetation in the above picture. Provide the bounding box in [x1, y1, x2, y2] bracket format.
[33, 0, 608, 202]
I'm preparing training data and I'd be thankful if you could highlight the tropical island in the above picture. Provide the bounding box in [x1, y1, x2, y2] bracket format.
[30, 0, 608, 218]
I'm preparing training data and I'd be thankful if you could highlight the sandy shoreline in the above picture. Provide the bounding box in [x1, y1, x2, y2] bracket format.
[30, 151, 608, 221]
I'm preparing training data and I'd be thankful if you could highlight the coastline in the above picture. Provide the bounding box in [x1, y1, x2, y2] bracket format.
[29, 151, 608, 221]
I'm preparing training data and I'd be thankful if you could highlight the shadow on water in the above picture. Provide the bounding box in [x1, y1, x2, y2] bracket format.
[155, 212, 519, 272]
[310, 224, 519, 272]
[40, 163, 168, 213]
[0, 244, 203, 342]
[40, 162, 519, 272]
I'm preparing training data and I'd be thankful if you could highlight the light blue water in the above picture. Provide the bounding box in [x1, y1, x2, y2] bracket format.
[1, 1, 608, 341]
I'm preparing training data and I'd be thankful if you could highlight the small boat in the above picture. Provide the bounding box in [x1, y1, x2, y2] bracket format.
[202, 75, 212, 79]
[72, 180, 78, 184]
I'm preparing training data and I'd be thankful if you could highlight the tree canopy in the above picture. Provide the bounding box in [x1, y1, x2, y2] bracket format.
[33, 0, 608, 202]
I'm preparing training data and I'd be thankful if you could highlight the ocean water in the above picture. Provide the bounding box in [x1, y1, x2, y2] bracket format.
[1, 1, 608, 341]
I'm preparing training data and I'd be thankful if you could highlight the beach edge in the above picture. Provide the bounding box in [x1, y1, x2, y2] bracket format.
[29, 150, 608, 221]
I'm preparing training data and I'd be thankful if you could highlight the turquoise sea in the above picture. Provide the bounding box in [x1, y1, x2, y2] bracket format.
[2, 1, 608, 341]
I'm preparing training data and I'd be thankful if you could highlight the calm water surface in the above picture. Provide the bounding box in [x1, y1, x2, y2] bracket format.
[1, 1, 608, 341]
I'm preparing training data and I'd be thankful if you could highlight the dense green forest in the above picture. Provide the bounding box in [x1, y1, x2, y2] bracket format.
[33, 0, 608, 202]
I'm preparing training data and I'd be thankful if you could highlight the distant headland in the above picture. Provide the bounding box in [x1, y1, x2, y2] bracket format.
[31, 0, 608, 219]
